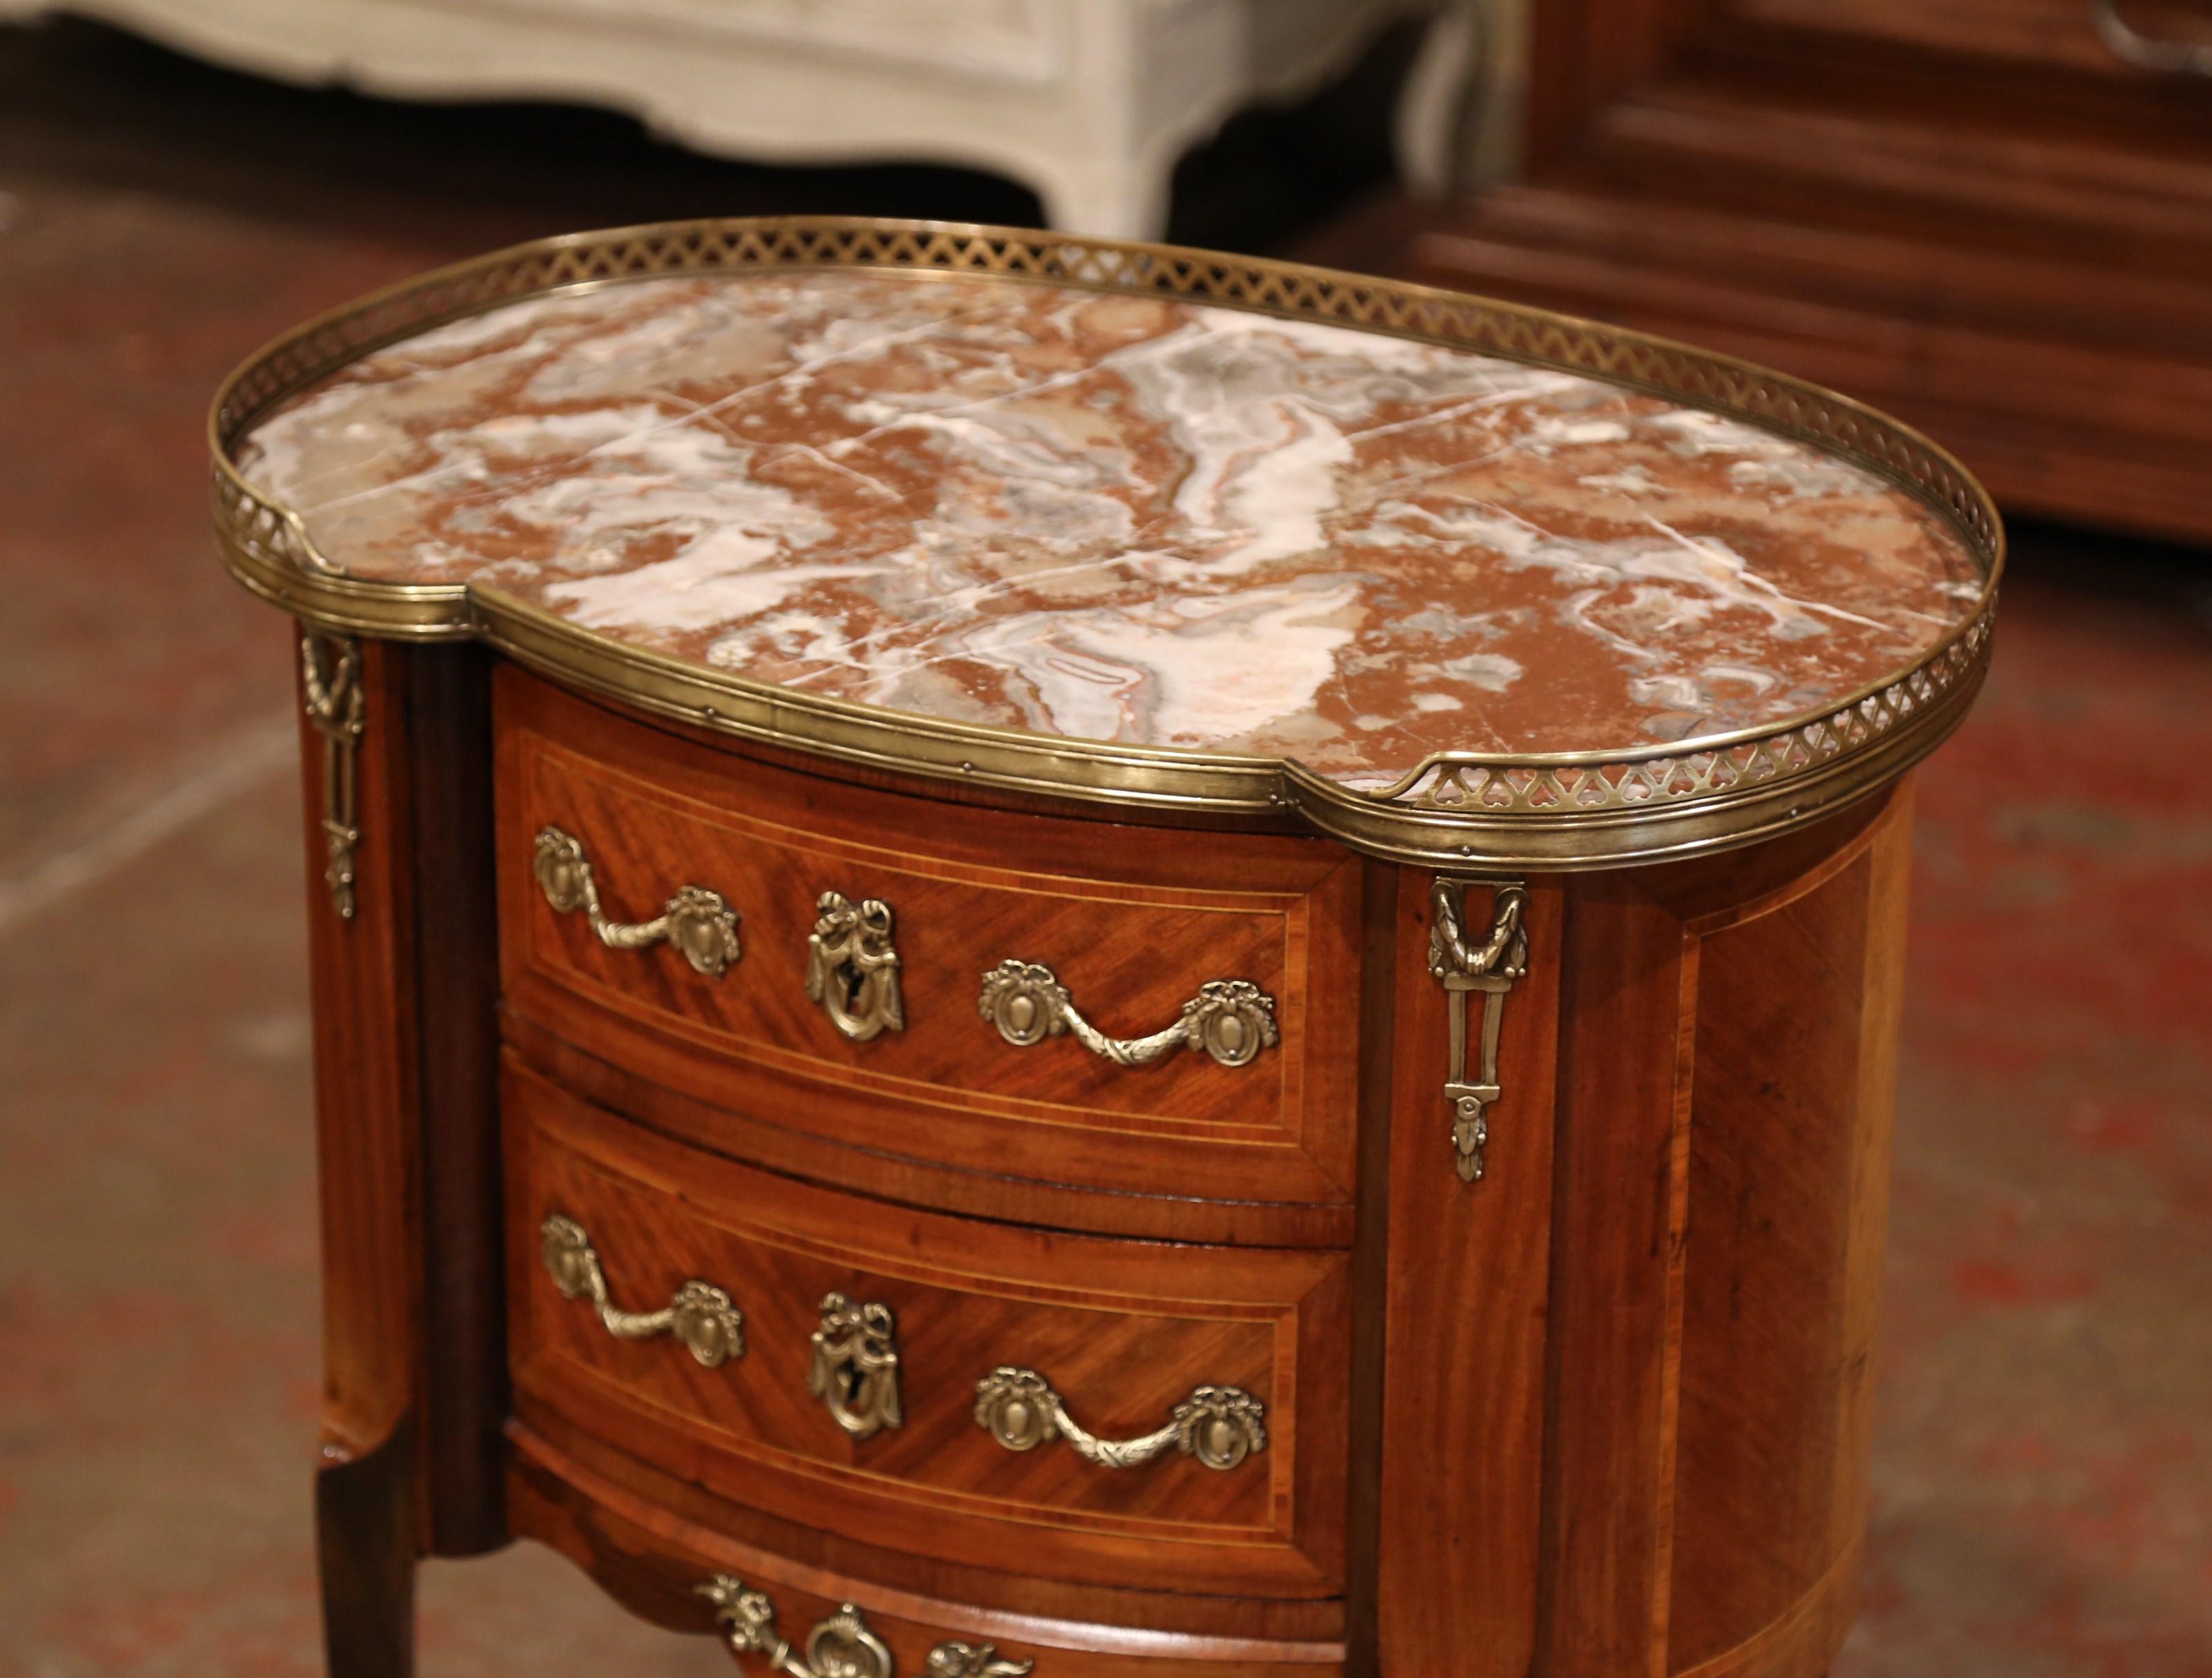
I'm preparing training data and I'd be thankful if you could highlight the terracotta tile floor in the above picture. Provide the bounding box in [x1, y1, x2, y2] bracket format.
[1, 17, 2207, 1678]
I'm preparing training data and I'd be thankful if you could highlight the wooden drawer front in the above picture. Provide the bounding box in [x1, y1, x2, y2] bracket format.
[510, 1427, 1347, 1677]
[494, 672, 1361, 1212]
[507, 1062, 1351, 1599]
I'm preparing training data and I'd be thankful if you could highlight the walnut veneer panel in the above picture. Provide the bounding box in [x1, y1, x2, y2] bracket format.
[510, 1402, 1347, 1648]
[495, 670, 1362, 1218]
[1665, 809, 1909, 1672]
[1515, 790, 1914, 1678]
[505, 1062, 1351, 1599]
[286, 640, 1930, 1676]
[507, 1430, 1347, 1675]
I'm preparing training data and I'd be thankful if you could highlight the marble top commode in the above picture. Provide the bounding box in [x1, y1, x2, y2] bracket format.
[213, 219, 2001, 863]
[211, 223, 2004, 1678]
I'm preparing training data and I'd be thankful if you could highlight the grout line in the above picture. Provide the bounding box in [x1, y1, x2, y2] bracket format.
[0, 718, 298, 942]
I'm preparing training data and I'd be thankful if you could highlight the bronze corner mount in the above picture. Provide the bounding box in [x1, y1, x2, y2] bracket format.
[1429, 877, 1529, 1184]
[300, 630, 365, 921]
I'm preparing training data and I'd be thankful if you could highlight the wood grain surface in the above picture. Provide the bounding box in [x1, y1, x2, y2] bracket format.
[501, 1013, 1355, 1249]
[1370, 870, 1562, 1678]
[1416, 0, 2212, 543]
[1525, 790, 1910, 1678]
[495, 670, 1362, 1220]
[507, 1427, 1347, 1675]
[298, 649, 1926, 1675]
[1665, 794, 1910, 1674]
[505, 1060, 1351, 1599]
[299, 640, 508, 1670]
[512, 1403, 1348, 1647]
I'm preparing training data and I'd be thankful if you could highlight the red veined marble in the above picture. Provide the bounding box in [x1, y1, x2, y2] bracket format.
[239, 269, 1985, 786]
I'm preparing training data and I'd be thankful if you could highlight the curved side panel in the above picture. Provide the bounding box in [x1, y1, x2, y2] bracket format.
[1536, 790, 1909, 1678]
[1665, 795, 1912, 1673]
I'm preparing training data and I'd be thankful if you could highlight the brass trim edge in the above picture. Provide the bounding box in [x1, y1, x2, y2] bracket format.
[211, 216, 2004, 870]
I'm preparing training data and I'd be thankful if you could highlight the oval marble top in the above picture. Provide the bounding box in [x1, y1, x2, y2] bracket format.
[239, 266, 1985, 791]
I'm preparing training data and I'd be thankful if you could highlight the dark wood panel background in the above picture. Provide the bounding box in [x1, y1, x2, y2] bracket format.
[1420, 0, 2212, 543]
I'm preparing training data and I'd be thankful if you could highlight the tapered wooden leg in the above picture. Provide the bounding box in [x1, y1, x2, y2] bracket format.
[316, 1422, 418, 1678]
[297, 640, 506, 1676]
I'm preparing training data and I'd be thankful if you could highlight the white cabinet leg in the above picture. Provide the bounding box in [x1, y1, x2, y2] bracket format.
[1035, 159, 1174, 242]
[1395, 0, 1489, 197]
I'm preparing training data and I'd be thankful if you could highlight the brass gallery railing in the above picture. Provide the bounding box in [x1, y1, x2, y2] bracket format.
[210, 217, 2002, 870]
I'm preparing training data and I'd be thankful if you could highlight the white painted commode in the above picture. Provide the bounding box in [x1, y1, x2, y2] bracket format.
[0, 0, 1485, 236]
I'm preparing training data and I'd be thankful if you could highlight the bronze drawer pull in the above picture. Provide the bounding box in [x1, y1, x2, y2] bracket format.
[977, 962, 1278, 1069]
[698, 1577, 1032, 1677]
[533, 825, 742, 977]
[539, 1214, 744, 1368]
[972, 1367, 1266, 1472]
